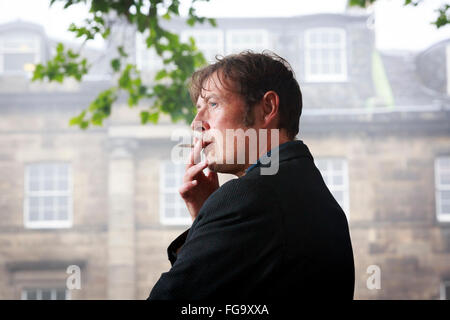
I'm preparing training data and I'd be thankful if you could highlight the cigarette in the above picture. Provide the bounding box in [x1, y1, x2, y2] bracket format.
[178, 144, 195, 148]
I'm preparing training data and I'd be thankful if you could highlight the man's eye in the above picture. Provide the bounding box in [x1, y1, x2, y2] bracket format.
[210, 102, 218, 108]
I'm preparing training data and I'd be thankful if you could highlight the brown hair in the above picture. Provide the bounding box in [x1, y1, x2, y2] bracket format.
[189, 50, 302, 140]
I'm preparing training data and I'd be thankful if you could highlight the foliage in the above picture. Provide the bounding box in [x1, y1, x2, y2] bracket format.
[348, 0, 450, 28]
[32, 0, 214, 129]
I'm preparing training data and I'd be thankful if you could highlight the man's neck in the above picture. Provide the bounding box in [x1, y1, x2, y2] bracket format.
[235, 133, 291, 177]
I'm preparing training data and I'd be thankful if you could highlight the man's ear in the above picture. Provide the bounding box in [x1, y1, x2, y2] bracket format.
[260, 91, 280, 128]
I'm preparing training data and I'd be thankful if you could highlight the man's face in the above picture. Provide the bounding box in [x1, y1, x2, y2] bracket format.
[191, 72, 254, 175]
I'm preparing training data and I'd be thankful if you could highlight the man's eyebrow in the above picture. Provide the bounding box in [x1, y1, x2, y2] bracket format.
[204, 94, 220, 101]
[196, 94, 220, 108]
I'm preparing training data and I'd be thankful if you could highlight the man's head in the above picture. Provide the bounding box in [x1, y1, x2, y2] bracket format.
[189, 51, 302, 175]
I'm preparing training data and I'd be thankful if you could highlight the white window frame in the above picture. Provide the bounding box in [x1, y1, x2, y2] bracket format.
[446, 44, 450, 96]
[159, 161, 192, 226]
[225, 29, 270, 54]
[304, 28, 347, 83]
[440, 281, 450, 300]
[181, 29, 224, 63]
[135, 32, 164, 73]
[435, 157, 450, 223]
[24, 162, 73, 229]
[314, 158, 350, 220]
[0, 34, 40, 74]
[21, 288, 71, 300]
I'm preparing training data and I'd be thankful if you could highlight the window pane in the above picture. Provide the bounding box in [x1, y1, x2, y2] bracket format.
[440, 174, 450, 185]
[165, 177, 176, 188]
[44, 178, 54, 190]
[442, 204, 450, 215]
[43, 208, 54, 221]
[43, 164, 54, 178]
[29, 166, 39, 177]
[57, 196, 68, 206]
[177, 208, 189, 219]
[440, 191, 450, 200]
[439, 158, 450, 168]
[57, 165, 68, 176]
[332, 160, 343, 171]
[56, 289, 67, 300]
[57, 208, 68, 221]
[41, 289, 52, 300]
[29, 179, 40, 191]
[165, 207, 176, 218]
[315, 160, 327, 171]
[24, 290, 37, 300]
[332, 174, 343, 185]
[165, 193, 176, 204]
[3, 53, 35, 72]
[29, 208, 40, 221]
[29, 196, 39, 208]
[44, 197, 53, 207]
[332, 190, 343, 204]
[57, 178, 68, 190]
[306, 29, 345, 79]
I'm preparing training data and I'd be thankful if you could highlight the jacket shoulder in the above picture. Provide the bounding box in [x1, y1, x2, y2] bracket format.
[194, 176, 279, 227]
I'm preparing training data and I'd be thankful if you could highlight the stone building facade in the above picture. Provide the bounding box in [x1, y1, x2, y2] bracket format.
[0, 13, 449, 300]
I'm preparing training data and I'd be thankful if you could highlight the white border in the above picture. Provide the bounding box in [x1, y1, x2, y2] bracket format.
[314, 157, 350, 220]
[181, 29, 224, 63]
[159, 161, 192, 226]
[225, 29, 270, 54]
[435, 157, 450, 223]
[0, 34, 41, 74]
[23, 162, 73, 229]
[440, 280, 450, 300]
[304, 28, 347, 83]
[21, 288, 71, 300]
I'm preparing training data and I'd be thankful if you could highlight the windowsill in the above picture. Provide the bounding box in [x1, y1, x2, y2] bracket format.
[436, 217, 450, 224]
[24, 221, 73, 229]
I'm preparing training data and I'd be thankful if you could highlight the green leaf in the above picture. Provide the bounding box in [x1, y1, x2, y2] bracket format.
[111, 58, 121, 72]
[117, 46, 128, 58]
[155, 69, 168, 80]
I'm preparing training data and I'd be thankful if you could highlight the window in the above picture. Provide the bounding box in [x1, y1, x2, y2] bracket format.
[159, 161, 192, 225]
[446, 44, 450, 95]
[435, 157, 450, 222]
[315, 158, 350, 219]
[181, 29, 224, 63]
[304, 28, 347, 82]
[440, 281, 450, 300]
[0, 34, 40, 74]
[21, 288, 70, 300]
[226, 29, 269, 54]
[135, 32, 163, 73]
[24, 162, 73, 229]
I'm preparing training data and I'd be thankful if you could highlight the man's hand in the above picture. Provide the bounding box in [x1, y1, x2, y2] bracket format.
[179, 138, 219, 221]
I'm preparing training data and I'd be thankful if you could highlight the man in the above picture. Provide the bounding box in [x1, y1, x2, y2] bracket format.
[148, 51, 354, 300]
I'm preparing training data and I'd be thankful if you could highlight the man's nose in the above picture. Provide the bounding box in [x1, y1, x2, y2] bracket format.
[190, 114, 210, 132]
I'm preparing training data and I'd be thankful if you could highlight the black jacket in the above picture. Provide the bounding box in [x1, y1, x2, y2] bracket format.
[148, 140, 355, 300]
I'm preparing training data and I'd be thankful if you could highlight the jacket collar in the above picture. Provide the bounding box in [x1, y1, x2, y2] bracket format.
[245, 139, 314, 174]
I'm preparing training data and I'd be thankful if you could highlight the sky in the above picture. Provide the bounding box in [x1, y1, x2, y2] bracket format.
[0, 0, 449, 51]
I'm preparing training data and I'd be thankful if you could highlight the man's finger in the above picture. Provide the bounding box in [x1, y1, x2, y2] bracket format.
[206, 170, 219, 183]
[179, 180, 198, 198]
[184, 160, 208, 182]
[188, 138, 203, 167]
